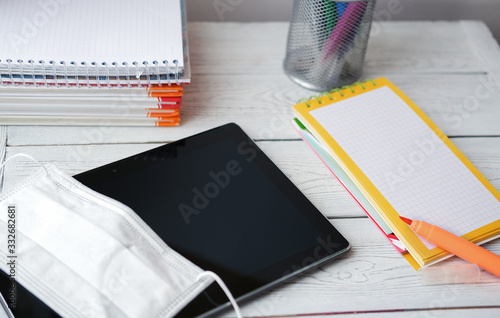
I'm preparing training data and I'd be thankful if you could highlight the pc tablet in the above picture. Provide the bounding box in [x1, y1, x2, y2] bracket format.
[1, 123, 349, 317]
[74, 123, 350, 317]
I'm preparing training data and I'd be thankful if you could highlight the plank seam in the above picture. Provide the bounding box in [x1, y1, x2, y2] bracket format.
[0, 126, 7, 191]
[263, 305, 500, 317]
[460, 21, 500, 82]
[449, 135, 500, 139]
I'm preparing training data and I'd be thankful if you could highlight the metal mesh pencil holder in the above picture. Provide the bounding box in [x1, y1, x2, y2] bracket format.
[284, 0, 376, 91]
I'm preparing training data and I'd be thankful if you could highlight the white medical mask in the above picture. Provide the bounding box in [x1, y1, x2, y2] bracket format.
[0, 154, 242, 318]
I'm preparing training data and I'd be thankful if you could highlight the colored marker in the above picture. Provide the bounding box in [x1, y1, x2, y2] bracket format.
[336, 2, 348, 17]
[324, 0, 338, 36]
[400, 217, 500, 277]
[322, 1, 368, 59]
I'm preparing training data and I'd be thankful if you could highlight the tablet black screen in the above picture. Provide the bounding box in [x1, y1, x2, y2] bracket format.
[75, 123, 349, 317]
[0, 123, 349, 318]
[80, 138, 321, 277]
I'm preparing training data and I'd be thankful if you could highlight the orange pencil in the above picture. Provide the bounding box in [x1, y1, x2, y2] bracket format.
[400, 216, 500, 277]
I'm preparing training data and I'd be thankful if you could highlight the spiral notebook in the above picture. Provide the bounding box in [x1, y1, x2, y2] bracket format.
[0, 0, 188, 126]
[292, 77, 500, 268]
[291, 118, 408, 255]
[0, 0, 186, 87]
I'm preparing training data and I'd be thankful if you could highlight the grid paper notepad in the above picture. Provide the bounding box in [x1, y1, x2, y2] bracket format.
[293, 77, 500, 267]
[0, 0, 183, 68]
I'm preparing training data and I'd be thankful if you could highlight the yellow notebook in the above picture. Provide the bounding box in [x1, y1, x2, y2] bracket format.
[293, 77, 500, 268]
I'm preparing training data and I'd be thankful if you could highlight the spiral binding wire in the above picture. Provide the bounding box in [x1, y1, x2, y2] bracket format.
[40, 60, 47, 87]
[143, 61, 151, 87]
[61, 61, 68, 87]
[103, 62, 111, 88]
[18, 60, 26, 86]
[165, 60, 170, 84]
[6, 60, 14, 86]
[153, 61, 162, 87]
[29, 60, 36, 86]
[50, 61, 59, 88]
[0, 59, 184, 88]
[71, 62, 80, 88]
[297, 79, 377, 107]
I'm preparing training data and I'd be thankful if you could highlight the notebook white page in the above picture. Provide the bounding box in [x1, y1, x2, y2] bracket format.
[310, 86, 500, 249]
[0, 0, 183, 68]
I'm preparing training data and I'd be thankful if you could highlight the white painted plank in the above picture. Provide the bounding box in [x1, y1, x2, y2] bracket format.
[1, 20, 500, 318]
[385, 74, 500, 137]
[0, 141, 364, 218]
[6, 72, 500, 146]
[222, 308, 500, 318]
[2, 150, 499, 316]
[2, 142, 499, 315]
[0, 126, 6, 190]
[3, 138, 500, 219]
[461, 21, 500, 73]
[214, 219, 500, 317]
[188, 21, 488, 76]
[6, 21, 500, 145]
[0, 126, 5, 161]
[461, 20, 500, 94]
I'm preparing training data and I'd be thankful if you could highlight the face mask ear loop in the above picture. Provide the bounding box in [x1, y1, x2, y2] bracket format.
[0, 153, 49, 175]
[0, 292, 14, 318]
[196, 271, 243, 318]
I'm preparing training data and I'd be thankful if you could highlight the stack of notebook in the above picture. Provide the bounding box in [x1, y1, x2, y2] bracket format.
[292, 77, 500, 269]
[0, 0, 189, 126]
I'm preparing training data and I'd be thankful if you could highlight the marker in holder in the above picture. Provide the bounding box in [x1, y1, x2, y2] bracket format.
[284, 0, 377, 91]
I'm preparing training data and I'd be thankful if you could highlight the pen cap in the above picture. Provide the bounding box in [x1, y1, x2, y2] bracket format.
[418, 263, 480, 285]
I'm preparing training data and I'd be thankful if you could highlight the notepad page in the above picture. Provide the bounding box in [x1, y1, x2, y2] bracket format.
[310, 86, 500, 249]
[0, 0, 183, 67]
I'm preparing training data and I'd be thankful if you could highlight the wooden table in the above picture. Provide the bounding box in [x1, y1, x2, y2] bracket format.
[1, 21, 500, 317]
